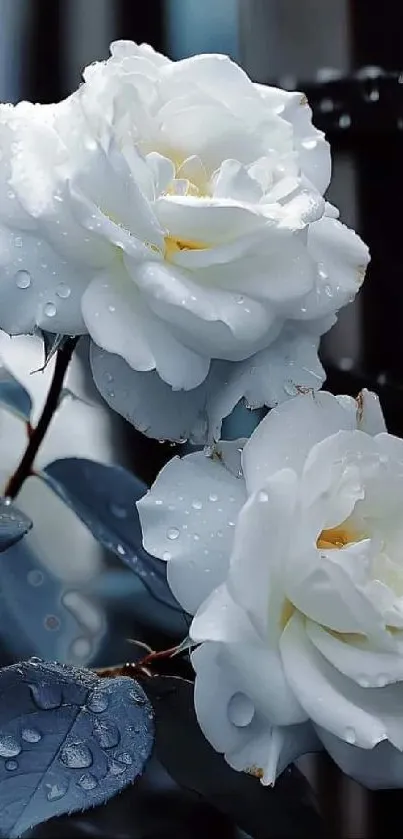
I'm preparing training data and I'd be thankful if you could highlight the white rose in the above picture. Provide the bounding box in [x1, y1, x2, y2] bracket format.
[0, 332, 115, 662]
[0, 42, 369, 443]
[138, 390, 403, 789]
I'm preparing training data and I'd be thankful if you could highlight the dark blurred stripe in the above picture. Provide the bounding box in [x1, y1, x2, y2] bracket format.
[24, 0, 62, 102]
[116, 0, 165, 51]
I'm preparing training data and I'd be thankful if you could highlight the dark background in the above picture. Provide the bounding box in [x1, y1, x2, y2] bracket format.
[3, 1, 403, 835]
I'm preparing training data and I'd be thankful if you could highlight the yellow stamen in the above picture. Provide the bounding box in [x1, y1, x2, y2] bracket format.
[164, 235, 209, 261]
[317, 526, 356, 550]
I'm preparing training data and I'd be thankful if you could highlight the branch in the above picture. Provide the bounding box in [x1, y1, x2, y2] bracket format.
[5, 337, 79, 499]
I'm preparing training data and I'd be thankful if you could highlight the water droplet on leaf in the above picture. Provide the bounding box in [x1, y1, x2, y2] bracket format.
[46, 779, 69, 801]
[60, 742, 93, 769]
[87, 693, 109, 713]
[30, 683, 62, 710]
[0, 733, 21, 757]
[93, 720, 120, 749]
[22, 727, 42, 743]
[77, 772, 98, 790]
[15, 270, 31, 289]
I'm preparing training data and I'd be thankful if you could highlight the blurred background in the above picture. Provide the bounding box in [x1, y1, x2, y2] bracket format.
[2, 1, 403, 836]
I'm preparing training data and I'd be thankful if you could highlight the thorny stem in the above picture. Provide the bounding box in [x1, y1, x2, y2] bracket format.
[5, 337, 79, 499]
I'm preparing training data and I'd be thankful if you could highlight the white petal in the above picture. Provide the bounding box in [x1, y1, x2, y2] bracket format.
[280, 613, 387, 749]
[227, 470, 297, 639]
[83, 272, 210, 390]
[192, 641, 312, 784]
[90, 326, 325, 444]
[243, 391, 356, 494]
[137, 447, 246, 614]
[306, 620, 403, 688]
[318, 730, 403, 789]
[192, 587, 306, 726]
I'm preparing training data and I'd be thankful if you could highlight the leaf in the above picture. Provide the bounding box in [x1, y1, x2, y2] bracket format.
[0, 658, 154, 838]
[0, 364, 32, 423]
[40, 459, 186, 616]
[0, 499, 32, 552]
[143, 676, 323, 839]
[0, 539, 105, 664]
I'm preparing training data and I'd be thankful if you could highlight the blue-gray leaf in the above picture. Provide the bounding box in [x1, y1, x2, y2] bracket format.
[0, 540, 105, 664]
[40, 459, 182, 614]
[0, 500, 32, 552]
[0, 659, 154, 838]
[0, 364, 32, 423]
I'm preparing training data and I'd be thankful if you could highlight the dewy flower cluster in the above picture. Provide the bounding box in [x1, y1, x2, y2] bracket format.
[4, 40, 403, 792]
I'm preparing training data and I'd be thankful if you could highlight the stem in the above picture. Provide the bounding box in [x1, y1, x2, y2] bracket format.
[5, 337, 78, 499]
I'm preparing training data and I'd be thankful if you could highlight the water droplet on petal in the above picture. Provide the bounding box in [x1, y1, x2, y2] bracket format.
[56, 282, 71, 299]
[258, 490, 269, 503]
[87, 693, 109, 713]
[192, 500, 202, 510]
[93, 720, 120, 749]
[228, 693, 255, 727]
[117, 544, 126, 556]
[77, 772, 98, 790]
[0, 733, 21, 757]
[162, 550, 171, 561]
[193, 533, 200, 541]
[283, 381, 297, 397]
[5, 759, 18, 771]
[376, 674, 388, 687]
[60, 742, 93, 769]
[28, 656, 43, 667]
[209, 493, 218, 502]
[46, 779, 69, 801]
[15, 270, 31, 289]
[30, 683, 62, 710]
[345, 727, 356, 744]
[167, 528, 180, 541]
[22, 727, 42, 743]
[44, 302, 57, 318]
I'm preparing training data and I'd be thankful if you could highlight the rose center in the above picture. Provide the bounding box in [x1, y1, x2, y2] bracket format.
[164, 236, 209, 261]
[317, 526, 357, 550]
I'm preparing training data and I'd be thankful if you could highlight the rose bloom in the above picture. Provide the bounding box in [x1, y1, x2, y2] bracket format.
[0, 42, 368, 442]
[138, 390, 403, 788]
[0, 332, 116, 662]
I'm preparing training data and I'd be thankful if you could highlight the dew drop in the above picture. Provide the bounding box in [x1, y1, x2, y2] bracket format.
[108, 305, 116, 313]
[77, 772, 98, 791]
[358, 676, 370, 688]
[376, 674, 388, 687]
[167, 527, 180, 541]
[162, 550, 171, 561]
[216, 530, 224, 538]
[129, 689, 147, 706]
[5, 759, 18, 771]
[22, 727, 42, 743]
[192, 499, 202, 510]
[209, 493, 218, 502]
[193, 533, 200, 541]
[27, 569, 44, 587]
[87, 693, 109, 713]
[0, 733, 21, 758]
[228, 693, 255, 727]
[258, 490, 269, 503]
[60, 742, 93, 769]
[345, 727, 356, 744]
[117, 544, 126, 556]
[44, 302, 57, 318]
[109, 759, 126, 776]
[104, 372, 114, 383]
[56, 282, 71, 299]
[15, 270, 31, 289]
[116, 752, 133, 765]
[46, 779, 69, 801]
[93, 720, 120, 749]
[29, 656, 43, 667]
[30, 682, 62, 710]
